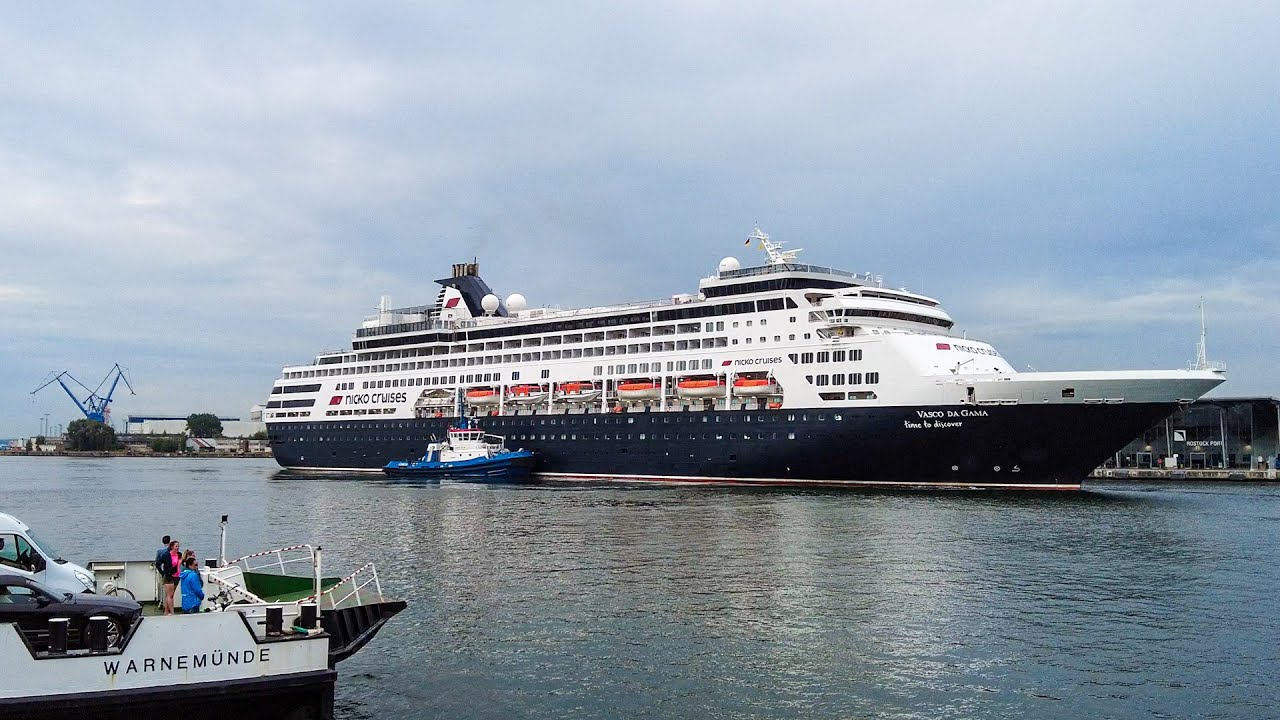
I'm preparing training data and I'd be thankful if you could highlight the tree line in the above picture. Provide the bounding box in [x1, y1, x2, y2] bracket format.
[54, 414, 266, 452]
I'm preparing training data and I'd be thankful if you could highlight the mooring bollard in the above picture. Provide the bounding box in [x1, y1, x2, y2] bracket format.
[87, 616, 109, 653]
[48, 618, 69, 654]
[266, 606, 283, 636]
[299, 603, 318, 630]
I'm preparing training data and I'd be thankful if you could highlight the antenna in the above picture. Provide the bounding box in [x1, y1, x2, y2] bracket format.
[1193, 297, 1208, 370]
[749, 227, 803, 265]
[1190, 298, 1226, 372]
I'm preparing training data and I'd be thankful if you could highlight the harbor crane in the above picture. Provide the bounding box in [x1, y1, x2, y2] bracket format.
[30, 363, 135, 425]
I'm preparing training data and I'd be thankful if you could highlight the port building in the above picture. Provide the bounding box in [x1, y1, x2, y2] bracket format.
[125, 409, 265, 438]
[1105, 397, 1280, 471]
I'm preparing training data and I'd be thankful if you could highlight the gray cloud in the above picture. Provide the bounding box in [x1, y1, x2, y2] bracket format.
[2, 2, 1278, 435]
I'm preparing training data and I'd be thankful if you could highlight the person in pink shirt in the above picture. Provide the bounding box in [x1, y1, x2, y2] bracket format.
[159, 539, 181, 615]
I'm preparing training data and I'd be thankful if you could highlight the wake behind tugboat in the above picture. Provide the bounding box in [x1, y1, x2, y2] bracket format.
[265, 228, 1224, 489]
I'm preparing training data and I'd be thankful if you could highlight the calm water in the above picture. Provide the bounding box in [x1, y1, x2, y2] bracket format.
[1, 456, 1277, 719]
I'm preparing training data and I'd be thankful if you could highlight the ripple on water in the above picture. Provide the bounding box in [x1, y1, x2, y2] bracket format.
[2, 460, 1278, 719]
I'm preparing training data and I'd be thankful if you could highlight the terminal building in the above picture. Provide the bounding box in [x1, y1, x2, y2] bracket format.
[124, 406, 266, 438]
[1103, 397, 1280, 471]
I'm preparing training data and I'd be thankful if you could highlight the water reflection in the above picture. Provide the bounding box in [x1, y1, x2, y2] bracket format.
[2, 457, 1277, 719]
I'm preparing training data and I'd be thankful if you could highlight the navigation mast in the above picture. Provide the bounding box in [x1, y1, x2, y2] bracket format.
[749, 227, 802, 265]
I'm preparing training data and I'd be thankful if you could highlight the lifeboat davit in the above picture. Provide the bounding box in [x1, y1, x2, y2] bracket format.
[732, 377, 780, 397]
[464, 388, 501, 406]
[617, 380, 661, 401]
[555, 381, 602, 403]
[675, 377, 727, 398]
[507, 384, 549, 404]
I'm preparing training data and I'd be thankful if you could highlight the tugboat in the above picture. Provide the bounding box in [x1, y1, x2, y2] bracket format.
[382, 420, 535, 480]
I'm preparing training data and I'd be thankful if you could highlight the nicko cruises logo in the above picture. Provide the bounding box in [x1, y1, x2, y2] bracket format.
[722, 357, 785, 367]
[330, 392, 408, 406]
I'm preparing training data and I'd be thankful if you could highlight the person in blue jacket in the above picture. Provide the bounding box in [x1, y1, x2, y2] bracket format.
[179, 556, 205, 613]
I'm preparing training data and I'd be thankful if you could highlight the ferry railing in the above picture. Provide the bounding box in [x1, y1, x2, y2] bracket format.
[227, 544, 317, 577]
[303, 561, 384, 610]
[205, 569, 267, 606]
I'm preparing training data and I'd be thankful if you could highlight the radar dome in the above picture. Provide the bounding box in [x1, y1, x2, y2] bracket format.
[507, 293, 528, 312]
[481, 293, 500, 314]
[718, 257, 741, 273]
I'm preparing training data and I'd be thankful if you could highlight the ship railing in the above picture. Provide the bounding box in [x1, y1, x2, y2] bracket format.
[205, 568, 267, 606]
[714, 263, 877, 282]
[227, 544, 317, 577]
[303, 561, 384, 610]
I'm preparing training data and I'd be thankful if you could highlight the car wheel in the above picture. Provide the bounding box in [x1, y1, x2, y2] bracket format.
[85, 615, 128, 649]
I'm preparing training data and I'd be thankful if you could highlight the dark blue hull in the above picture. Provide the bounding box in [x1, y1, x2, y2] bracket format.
[382, 451, 535, 480]
[271, 403, 1181, 489]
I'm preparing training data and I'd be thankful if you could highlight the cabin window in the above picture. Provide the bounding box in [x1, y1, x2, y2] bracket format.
[817, 351, 830, 363]
[1062, 388, 1075, 398]
[866, 372, 880, 384]
[833, 350, 846, 362]
[833, 373, 845, 385]
[541, 370, 550, 379]
[801, 352, 814, 364]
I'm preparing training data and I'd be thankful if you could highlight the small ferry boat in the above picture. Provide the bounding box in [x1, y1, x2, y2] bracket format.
[1, 516, 404, 720]
[382, 422, 534, 479]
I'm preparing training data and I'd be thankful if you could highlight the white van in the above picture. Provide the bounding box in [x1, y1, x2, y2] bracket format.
[0, 512, 95, 594]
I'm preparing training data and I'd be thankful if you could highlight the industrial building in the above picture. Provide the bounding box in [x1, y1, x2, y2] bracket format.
[1104, 397, 1280, 471]
[125, 406, 266, 438]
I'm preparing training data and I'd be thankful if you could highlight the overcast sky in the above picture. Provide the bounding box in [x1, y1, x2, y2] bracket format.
[2, 2, 1276, 438]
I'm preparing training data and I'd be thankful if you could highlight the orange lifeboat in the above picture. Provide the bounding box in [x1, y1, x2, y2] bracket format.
[732, 377, 780, 397]
[555, 381, 602, 403]
[464, 388, 500, 406]
[617, 379, 661, 401]
[507, 384, 549, 404]
[676, 377, 726, 399]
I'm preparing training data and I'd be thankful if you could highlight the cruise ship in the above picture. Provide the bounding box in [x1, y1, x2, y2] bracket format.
[265, 229, 1225, 489]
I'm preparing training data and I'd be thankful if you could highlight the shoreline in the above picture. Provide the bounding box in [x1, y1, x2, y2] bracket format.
[3, 452, 1277, 481]
[1, 451, 273, 460]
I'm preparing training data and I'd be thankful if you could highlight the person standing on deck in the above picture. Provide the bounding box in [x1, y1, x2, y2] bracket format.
[159, 539, 181, 615]
[153, 535, 171, 576]
[179, 556, 204, 613]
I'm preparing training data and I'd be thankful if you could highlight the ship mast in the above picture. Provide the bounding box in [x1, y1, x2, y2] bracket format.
[749, 227, 802, 266]
[1193, 297, 1209, 371]
[1191, 297, 1225, 371]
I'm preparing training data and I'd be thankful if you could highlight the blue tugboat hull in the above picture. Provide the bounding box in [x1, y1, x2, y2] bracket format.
[382, 450, 535, 481]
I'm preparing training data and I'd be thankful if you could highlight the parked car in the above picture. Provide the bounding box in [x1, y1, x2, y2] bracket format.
[0, 573, 141, 650]
[0, 512, 96, 595]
